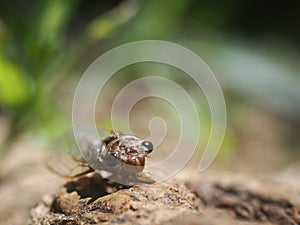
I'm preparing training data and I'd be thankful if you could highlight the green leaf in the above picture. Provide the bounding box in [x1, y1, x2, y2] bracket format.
[0, 54, 32, 107]
[123, 0, 192, 41]
[87, 0, 139, 41]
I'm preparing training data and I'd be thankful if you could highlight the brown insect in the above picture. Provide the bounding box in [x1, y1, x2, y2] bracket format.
[49, 130, 155, 185]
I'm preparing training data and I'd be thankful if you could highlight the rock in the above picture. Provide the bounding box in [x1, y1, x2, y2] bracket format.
[28, 172, 300, 225]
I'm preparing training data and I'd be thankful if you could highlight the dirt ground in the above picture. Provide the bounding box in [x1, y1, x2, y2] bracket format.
[1, 107, 300, 225]
[0, 139, 64, 225]
[0, 136, 300, 225]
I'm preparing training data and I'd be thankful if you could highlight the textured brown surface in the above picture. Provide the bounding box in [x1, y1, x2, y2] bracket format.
[26, 171, 300, 225]
[187, 173, 300, 225]
[29, 173, 202, 225]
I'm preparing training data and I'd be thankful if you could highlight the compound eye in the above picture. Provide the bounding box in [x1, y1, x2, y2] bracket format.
[141, 141, 153, 153]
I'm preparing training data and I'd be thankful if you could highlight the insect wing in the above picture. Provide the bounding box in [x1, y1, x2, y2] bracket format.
[46, 131, 92, 178]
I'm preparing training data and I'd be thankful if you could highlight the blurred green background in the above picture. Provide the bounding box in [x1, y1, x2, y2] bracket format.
[0, 0, 300, 173]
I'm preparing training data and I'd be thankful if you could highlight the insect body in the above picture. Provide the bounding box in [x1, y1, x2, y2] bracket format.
[88, 131, 154, 184]
[50, 130, 155, 185]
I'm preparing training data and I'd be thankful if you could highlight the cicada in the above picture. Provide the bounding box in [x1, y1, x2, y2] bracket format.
[48, 130, 155, 185]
